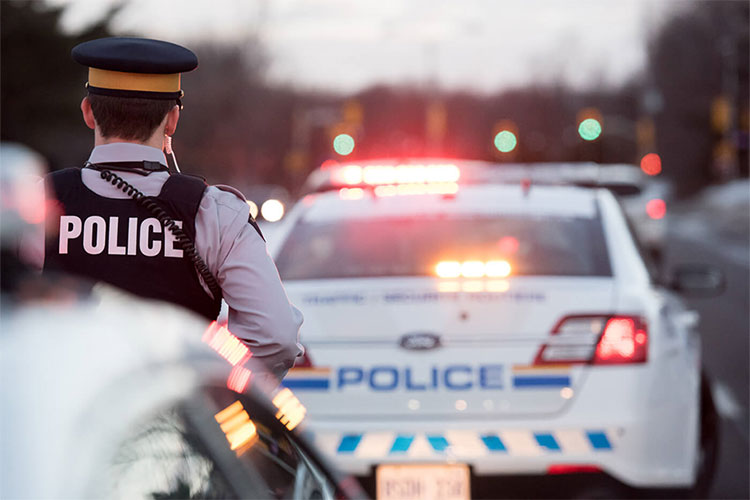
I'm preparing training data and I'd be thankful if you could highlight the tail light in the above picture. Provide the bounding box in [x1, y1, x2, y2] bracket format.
[534, 315, 648, 365]
[547, 464, 602, 475]
[593, 317, 648, 364]
[646, 198, 666, 219]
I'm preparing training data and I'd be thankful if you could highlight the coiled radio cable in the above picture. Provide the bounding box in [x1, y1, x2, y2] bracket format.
[98, 168, 222, 300]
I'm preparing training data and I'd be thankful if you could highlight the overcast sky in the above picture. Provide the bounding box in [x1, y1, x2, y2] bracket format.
[47, 0, 678, 94]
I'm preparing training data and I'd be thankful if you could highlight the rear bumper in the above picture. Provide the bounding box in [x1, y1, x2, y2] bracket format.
[305, 417, 692, 489]
[300, 363, 700, 489]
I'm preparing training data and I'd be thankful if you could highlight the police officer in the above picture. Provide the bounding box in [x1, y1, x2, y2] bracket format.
[32, 37, 302, 377]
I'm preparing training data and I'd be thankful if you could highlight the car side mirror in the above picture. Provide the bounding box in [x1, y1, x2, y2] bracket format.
[668, 264, 725, 297]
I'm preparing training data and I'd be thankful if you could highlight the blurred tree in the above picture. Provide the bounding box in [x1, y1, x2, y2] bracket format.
[1, 0, 119, 170]
[355, 86, 428, 159]
[175, 41, 315, 193]
[10, 0, 745, 199]
[646, 0, 749, 194]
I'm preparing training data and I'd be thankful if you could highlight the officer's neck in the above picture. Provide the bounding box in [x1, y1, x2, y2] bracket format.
[94, 129, 165, 150]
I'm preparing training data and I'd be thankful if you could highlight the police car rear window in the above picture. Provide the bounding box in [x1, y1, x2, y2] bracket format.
[276, 215, 612, 280]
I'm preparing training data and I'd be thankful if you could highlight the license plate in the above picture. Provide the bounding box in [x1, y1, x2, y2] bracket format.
[376, 464, 470, 500]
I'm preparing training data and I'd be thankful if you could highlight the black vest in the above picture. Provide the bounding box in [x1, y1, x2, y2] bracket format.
[44, 168, 222, 320]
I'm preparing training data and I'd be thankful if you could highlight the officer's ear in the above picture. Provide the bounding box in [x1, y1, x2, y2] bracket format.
[164, 105, 180, 136]
[81, 97, 96, 130]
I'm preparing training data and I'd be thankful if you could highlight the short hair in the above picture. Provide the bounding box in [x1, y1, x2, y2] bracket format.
[88, 94, 175, 142]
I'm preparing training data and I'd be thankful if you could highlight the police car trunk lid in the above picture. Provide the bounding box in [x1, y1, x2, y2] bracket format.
[283, 276, 615, 418]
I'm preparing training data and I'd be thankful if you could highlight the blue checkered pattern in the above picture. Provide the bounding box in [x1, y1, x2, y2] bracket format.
[327, 429, 614, 456]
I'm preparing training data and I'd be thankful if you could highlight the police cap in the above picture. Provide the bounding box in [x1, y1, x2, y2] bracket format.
[72, 37, 198, 100]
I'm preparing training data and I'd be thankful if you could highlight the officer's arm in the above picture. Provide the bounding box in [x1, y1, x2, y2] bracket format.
[195, 187, 303, 377]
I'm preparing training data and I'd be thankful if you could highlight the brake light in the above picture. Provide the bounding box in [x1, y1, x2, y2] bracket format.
[547, 464, 602, 475]
[594, 317, 648, 364]
[640, 153, 662, 176]
[646, 198, 666, 219]
[534, 315, 647, 365]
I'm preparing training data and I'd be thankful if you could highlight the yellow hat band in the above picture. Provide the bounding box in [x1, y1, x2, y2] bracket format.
[88, 68, 181, 93]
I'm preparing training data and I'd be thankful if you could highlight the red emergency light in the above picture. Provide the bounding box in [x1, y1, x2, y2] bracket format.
[332, 163, 461, 198]
[330, 163, 460, 187]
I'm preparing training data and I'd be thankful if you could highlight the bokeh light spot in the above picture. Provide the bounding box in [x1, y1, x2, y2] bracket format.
[646, 198, 667, 220]
[485, 260, 512, 278]
[494, 130, 517, 153]
[497, 236, 520, 255]
[436, 261, 462, 278]
[246, 200, 259, 220]
[578, 118, 602, 141]
[640, 153, 662, 176]
[333, 133, 355, 156]
[261, 199, 285, 222]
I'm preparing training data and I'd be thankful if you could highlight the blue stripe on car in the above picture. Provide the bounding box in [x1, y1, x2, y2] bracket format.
[481, 434, 508, 452]
[281, 379, 330, 390]
[513, 376, 571, 388]
[337, 434, 362, 453]
[331, 430, 613, 455]
[390, 435, 415, 453]
[586, 431, 612, 450]
[534, 433, 561, 451]
[427, 435, 450, 452]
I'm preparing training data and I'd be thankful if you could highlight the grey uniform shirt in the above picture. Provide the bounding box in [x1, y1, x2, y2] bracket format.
[27, 143, 303, 373]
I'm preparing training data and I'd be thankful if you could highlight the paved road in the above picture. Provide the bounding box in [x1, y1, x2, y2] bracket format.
[665, 225, 749, 500]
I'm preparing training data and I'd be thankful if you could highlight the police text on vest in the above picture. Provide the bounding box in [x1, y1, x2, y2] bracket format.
[59, 215, 184, 257]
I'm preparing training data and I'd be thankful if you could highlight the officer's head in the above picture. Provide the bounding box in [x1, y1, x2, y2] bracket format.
[72, 38, 198, 144]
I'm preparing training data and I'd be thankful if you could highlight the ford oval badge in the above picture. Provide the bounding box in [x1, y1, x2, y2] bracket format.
[400, 333, 441, 350]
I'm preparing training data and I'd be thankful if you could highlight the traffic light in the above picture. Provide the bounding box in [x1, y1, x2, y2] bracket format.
[578, 118, 602, 141]
[333, 133, 355, 156]
[494, 131, 517, 153]
[577, 108, 602, 141]
[493, 120, 518, 154]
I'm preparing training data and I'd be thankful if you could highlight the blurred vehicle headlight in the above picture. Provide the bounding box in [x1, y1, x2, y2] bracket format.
[261, 199, 285, 222]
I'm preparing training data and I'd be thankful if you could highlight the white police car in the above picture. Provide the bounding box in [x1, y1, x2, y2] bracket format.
[268, 160, 723, 499]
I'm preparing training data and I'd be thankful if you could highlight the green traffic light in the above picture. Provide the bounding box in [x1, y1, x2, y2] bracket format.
[578, 118, 602, 141]
[333, 133, 355, 156]
[494, 130, 517, 153]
